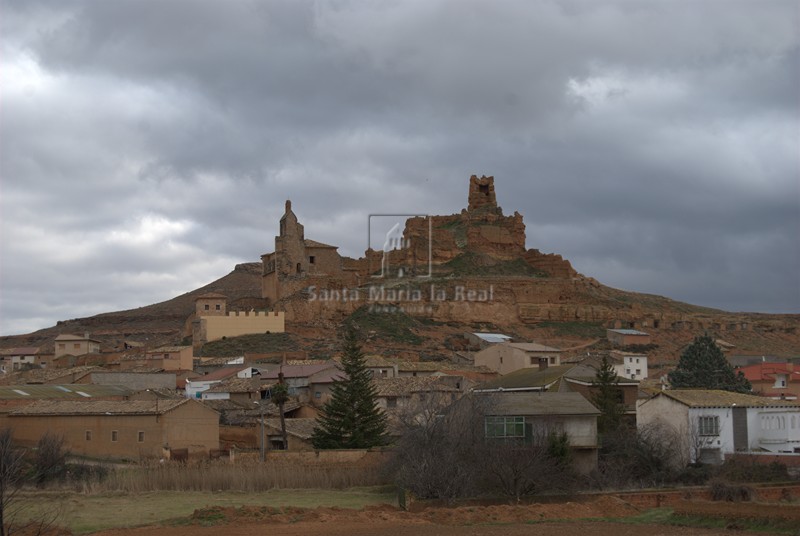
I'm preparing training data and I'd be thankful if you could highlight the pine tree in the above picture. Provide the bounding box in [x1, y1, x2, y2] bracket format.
[591, 355, 625, 435]
[311, 327, 388, 449]
[668, 334, 751, 393]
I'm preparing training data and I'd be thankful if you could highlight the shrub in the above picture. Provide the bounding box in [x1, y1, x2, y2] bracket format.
[709, 479, 755, 502]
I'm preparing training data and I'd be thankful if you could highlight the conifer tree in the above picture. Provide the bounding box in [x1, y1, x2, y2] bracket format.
[311, 327, 388, 449]
[591, 355, 625, 435]
[668, 334, 751, 393]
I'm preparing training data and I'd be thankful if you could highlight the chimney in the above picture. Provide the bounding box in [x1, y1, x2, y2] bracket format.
[539, 357, 549, 371]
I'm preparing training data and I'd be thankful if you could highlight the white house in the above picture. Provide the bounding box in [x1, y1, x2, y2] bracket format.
[610, 350, 648, 381]
[637, 389, 800, 464]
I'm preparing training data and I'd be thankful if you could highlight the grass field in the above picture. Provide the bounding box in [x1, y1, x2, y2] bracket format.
[14, 486, 397, 534]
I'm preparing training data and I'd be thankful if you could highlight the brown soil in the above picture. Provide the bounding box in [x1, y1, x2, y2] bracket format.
[88, 495, 798, 536]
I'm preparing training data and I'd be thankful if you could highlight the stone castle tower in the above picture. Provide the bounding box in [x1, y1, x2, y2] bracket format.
[468, 175, 498, 211]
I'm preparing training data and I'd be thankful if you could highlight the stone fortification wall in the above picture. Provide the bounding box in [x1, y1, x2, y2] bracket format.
[200, 311, 285, 344]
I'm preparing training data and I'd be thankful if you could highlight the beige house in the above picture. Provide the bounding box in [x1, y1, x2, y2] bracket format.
[9, 399, 219, 460]
[474, 342, 561, 375]
[144, 346, 194, 371]
[54, 334, 101, 359]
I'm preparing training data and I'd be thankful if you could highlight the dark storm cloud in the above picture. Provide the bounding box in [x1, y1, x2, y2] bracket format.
[1, 0, 798, 335]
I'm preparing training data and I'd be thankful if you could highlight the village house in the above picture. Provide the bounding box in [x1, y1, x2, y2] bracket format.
[54, 333, 101, 359]
[143, 346, 194, 372]
[475, 360, 639, 424]
[473, 342, 561, 375]
[373, 376, 463, 413]
[265, 418, 317, 451]
[0, 347, 42, 372]
[738, 362, 800, 400]
[9, 398, 219, 460]
[476, 391, 600, 474]
[185, 367, 255, 399]
[259, 361, 341, 404]
[0, 384, 131, 429]
[609, 350, 649, 381]
[606, 329, 651, 347]
[201, 376, 273, 404]
[636, 389, 800, 464]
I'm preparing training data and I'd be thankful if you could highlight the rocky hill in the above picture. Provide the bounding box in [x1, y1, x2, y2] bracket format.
[2, 175, 798, 366]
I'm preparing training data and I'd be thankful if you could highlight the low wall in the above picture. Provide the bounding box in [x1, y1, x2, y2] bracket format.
[265, 449, 392, 466]
[613, 484, 800, 508]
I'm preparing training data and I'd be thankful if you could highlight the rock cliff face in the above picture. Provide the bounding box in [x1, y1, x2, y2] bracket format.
[5, 174, 797, 362]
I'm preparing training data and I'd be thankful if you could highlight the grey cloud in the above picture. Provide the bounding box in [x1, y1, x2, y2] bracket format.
[1, 0, 797, 334]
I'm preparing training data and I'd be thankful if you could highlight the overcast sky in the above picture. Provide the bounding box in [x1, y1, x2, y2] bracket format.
[2, 0, 798, 336]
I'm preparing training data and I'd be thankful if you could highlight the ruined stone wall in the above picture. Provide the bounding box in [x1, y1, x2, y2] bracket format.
[305, 246, 342, 277]
[468, 175, 497, 211]
[523, 249, 578, 279]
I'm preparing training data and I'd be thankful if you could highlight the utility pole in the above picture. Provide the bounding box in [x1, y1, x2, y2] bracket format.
[259, 400, 266, 462]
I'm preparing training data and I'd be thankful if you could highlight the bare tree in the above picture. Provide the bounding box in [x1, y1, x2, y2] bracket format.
[0, 429, 64, 536]
[33, 432, 67, 487]
[391, 392, 489, 500]
[482, 423, 575, 502]
[0, 429, 25, 536]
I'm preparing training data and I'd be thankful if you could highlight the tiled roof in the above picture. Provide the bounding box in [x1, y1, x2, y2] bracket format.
[477, 365, 574, 390]
[0, 347, 40, 356]
[192, 367, 246, 382]
[660, 389, 800, 408]
[739, 363, 800, 382]
[10, 399, 193, 416]
[373, 377, 459, 397]
[1, 366, 99, 385]
[265, 417, 317, 439]
[479, 392, 600, 416]
[0, 384, 131, 400]
[205, 377, 273, 394]
[54, 334, 101, 342]
[149, 346, 191, 353]
[507, 342, 561, 352]
[260, 362, 337, 380]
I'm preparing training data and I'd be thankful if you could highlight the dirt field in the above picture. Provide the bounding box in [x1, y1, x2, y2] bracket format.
[91, 521, 768, 536]
[87, 495, 799, 536]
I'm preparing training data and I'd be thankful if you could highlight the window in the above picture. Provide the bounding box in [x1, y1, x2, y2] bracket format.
[111, 430, 118, 442]
[314, 391, 321, 399]
[204, 304, 210, 311]
[485, 416, 525, 440]
[309, 256, 315, 264]
[386, 397, 397, 409]
[74, 343, 80, 350]
[215, 304, 221, 311]
[698, 415, 719, 436]
[138, 431, 145, 442]
[636, 369, 641, 375]
[58, 343, 66, 350]
[530, 356, 536, 365]
[85, 430, 92, 441]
